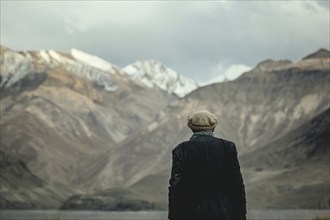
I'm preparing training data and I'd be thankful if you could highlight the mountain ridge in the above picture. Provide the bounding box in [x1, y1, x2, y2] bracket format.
[1, 45, 198, 97]
[74, 49, 329, 209]
[0, 45, 181, 208]
[1, 46, 329, 209]
[123, 59, 198, 97]
[303, 48, 330, 60]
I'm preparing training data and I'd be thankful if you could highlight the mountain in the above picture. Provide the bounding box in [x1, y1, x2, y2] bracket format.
[0, 149, 75, 209]
[240, 108, 330, 209]
[0, 46, 180, 208]
[302, 48, 330, 60]
[1, 47, 329, 210]
[72, 49, 330, 209]
[123, 60, 198, 97]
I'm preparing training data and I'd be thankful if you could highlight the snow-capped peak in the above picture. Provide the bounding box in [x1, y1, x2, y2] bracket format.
[70, 48, 115, 73]
[123, 60, 198, 97]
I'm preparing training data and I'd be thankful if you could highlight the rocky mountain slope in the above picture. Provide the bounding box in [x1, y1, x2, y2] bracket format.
[0, 46, 195, 208]
[240, 108, 330, 209]
[70, 49, 330, 209]
[0, 149, 75, 209]
[124, 107, 330, 210]
[1, 47, 329, 210]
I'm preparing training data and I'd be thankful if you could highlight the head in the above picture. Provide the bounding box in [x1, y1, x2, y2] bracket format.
[187, 110, 218, 133]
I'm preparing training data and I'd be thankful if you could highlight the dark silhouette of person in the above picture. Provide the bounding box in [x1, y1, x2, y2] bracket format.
[168, 110, 246, 220]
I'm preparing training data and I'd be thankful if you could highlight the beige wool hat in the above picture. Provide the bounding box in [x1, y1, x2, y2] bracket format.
[187, 110, 218, 132]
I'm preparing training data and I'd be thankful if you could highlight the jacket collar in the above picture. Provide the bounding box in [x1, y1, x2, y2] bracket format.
[190, 131, 214, 140]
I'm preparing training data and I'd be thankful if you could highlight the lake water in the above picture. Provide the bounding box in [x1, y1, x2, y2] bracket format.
[1, 210, 329, 220]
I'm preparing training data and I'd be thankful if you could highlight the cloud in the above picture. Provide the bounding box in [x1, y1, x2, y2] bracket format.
[224, 64, 252, 81]
[315, 0, 330, 10]
[201, 63, 251, 86]
[1, 1, 329, 83]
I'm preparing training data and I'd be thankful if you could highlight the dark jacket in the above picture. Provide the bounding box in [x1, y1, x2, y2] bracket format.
[168, 134, 246, 220]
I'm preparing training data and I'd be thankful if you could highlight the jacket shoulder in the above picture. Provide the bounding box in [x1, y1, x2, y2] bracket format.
[214, 137, 237, 151]
[173, 137, 236, 151]
[209, 136, 234, 145]
[172, 140, 189, 153]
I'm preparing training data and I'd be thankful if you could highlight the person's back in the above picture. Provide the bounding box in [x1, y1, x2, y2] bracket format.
[168, 111, 246, 220]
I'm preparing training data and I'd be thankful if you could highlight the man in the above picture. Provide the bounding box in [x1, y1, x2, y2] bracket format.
[168, 110, 246, 220]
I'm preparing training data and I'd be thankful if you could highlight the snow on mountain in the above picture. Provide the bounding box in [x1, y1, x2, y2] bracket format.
[0, 48, 118, 92]
[1, 47, 198, 96]
[0, 49, 34, 89]
[123, 60, 198, 97]
[70, 49, 119, 74]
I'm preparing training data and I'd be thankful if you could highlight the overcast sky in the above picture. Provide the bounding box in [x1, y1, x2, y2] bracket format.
[1, 1, 329, 84]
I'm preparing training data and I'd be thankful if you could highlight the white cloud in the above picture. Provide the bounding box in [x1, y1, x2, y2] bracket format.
[201, 64, 251, 86]
[223, 64, 252, 80]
